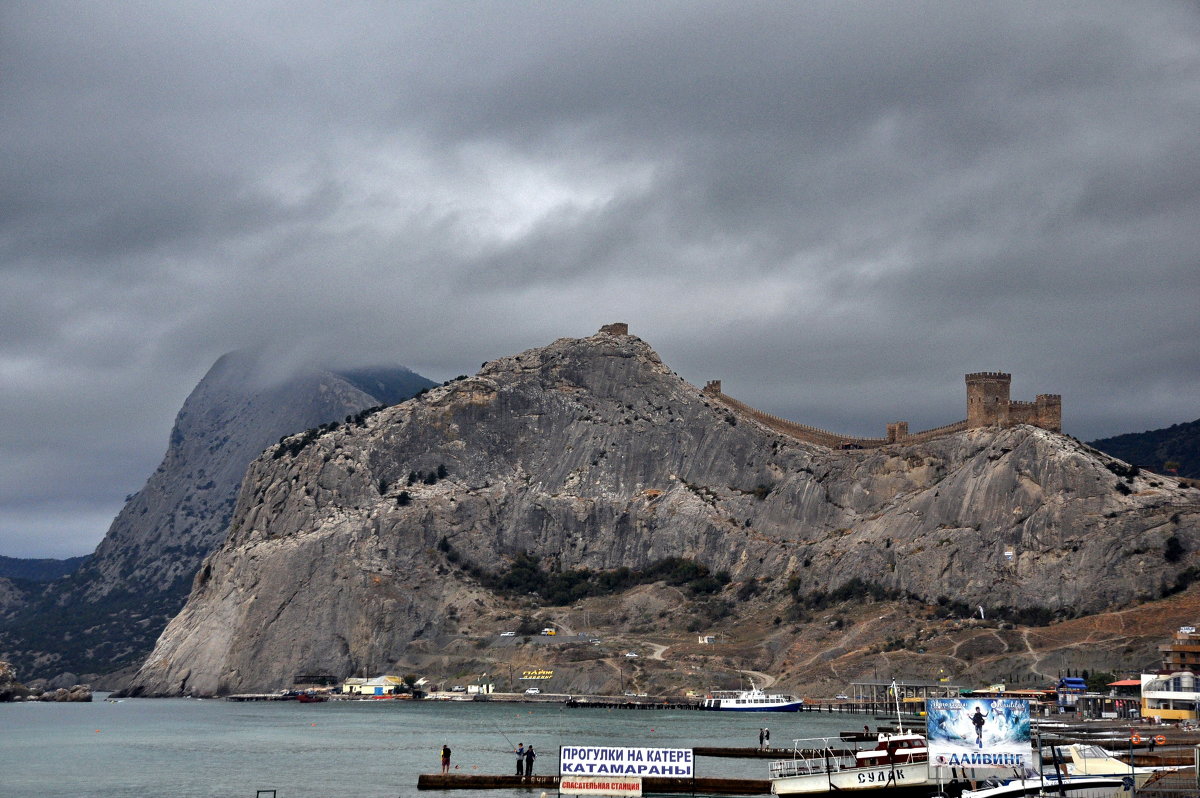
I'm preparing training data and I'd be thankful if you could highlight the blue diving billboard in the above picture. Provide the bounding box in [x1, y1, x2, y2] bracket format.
[926, 697, 1033, 770]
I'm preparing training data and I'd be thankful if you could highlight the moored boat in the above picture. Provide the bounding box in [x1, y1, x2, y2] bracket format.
[768, 731, 931, 794]
[960, 773, 1145, 797]
[956, 739, 1169, 796]
[701, 679, 803, 712]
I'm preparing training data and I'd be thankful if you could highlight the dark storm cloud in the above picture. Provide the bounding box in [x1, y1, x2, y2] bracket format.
[1, 1, 1198, 556]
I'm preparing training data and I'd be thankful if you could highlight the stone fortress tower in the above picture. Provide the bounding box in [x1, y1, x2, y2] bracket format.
[965, 372, 1061, 433]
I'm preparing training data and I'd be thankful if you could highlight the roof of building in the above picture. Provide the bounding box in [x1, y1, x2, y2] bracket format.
[1108, 679, 1141, 687]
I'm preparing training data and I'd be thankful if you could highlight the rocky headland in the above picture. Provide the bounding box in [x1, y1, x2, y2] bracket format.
[0, 659, 91, 702]
[123, 326, 1198, 697]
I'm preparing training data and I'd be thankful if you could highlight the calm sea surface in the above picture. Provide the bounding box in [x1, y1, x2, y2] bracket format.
[0, 694, 866, 798]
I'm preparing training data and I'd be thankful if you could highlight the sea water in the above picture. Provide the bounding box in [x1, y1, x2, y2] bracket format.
[0, 695, 860, 797]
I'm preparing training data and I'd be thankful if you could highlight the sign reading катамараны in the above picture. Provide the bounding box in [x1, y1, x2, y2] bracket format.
[560, 746, 693, 777]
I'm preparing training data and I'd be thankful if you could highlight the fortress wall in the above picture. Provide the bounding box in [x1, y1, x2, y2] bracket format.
[705, 367, 1053, 450]
[1008, 400, 1039, 425]
[710, 392, 970, 450]
[899, 419, 969, 444]
[711, 393, 865, 448]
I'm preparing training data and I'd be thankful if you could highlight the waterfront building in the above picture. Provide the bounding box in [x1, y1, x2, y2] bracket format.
[341, 675, 406, 696]
[1140, 626, 1200, 722]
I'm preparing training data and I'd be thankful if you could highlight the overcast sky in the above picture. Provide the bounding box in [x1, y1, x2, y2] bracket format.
[2, 2, 1198, 558]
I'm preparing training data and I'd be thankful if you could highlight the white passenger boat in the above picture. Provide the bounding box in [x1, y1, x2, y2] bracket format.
[701, 679, 803, 712]
[768, 731, 931, 794]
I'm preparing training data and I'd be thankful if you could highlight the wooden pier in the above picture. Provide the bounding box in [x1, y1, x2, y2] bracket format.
[694, 745, 858, 759]
[563, 696, 927, 718]
[416, 773, 771, 794]
[417, 773, 946, 796]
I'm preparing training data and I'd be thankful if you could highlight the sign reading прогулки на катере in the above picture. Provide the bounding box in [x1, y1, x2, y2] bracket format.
[560, 746, 693, 777]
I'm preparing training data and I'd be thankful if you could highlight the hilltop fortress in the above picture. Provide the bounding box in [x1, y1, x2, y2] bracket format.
[701, 372, 1060, 449]
[597, 324, 1063, 449]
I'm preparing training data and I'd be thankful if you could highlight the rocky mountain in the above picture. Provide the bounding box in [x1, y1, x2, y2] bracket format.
[1090, 418, 1200, 480]
[0, 351, 434, 682]
[124, 326, 1198, 697]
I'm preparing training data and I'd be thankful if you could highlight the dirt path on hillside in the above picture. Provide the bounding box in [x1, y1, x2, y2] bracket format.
[739, 669, 777, 689]
[802, 608, 900, 680]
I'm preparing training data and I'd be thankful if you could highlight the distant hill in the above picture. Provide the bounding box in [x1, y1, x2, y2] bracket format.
[0, 556, 88, 583]
[0, 351, 435, 684]
[334, 366, 438, 407]
[1090, 418, 1200, 479]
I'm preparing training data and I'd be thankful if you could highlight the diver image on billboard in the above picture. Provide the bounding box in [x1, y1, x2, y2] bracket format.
[926, 698, 1032, 770]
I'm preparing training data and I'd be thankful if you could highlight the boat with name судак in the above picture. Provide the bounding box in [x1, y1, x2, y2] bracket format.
[768, 730, 932, 794]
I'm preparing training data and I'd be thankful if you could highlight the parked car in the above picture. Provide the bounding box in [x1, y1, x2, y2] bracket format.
[450, 685, 466, 692]
[625, 651, 638, 658]
[524, 687, 541, 695]
[499, 631, 516, 637]
[835, 694, 850, 700]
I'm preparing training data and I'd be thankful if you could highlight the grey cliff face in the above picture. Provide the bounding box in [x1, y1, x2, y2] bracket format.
[126, 330, 1198, 696]
[0, 351, 433, 682]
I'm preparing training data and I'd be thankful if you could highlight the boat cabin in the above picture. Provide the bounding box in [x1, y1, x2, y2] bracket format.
[854, 733, 928, 766]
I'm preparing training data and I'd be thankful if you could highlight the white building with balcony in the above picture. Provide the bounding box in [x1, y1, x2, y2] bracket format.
[1141, 671, 1200, 722]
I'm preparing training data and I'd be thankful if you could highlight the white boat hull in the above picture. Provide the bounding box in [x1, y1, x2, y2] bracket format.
[771, 760, 930, 794]
[961, 774, 1140, 797]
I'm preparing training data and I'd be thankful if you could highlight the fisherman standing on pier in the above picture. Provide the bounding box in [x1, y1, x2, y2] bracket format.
[764, 728, 770, 749]
[524, 744, 537, 779]
[516, 742, 524, 776]
[440, 744, 451, 774]
[758, 728, 765, 749]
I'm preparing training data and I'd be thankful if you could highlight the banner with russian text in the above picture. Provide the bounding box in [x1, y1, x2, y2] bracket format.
[559, 775, 643, 796]
[560, 746, 693, 778]
[926, 698, 1032, 770]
